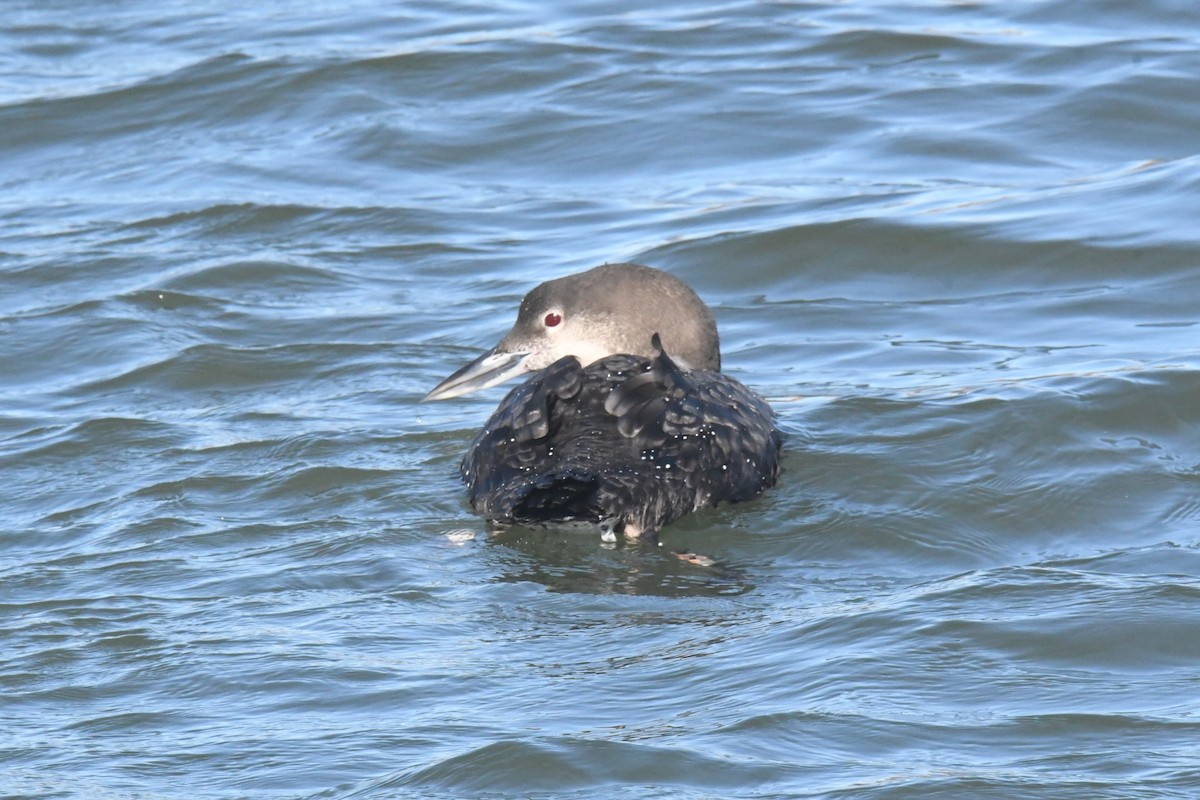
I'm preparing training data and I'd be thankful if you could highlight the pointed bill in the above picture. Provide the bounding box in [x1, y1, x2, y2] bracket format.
[422, 348, 532, 402]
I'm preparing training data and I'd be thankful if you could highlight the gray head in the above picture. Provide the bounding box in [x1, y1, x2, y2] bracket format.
[423, 263, 720, 401]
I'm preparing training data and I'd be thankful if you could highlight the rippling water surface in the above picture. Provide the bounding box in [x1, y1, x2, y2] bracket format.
[4, 2, 1200, 798]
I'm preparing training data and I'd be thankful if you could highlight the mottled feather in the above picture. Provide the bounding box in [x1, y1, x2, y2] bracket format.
[462, 348, 781, 538]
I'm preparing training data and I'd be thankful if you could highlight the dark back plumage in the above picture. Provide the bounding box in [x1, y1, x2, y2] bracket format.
[462, 342, 781, 539]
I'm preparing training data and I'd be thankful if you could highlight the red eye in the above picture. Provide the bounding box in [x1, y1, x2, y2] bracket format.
[544, 312, 562, 327]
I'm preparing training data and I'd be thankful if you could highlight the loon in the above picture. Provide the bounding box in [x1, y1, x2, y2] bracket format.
[423, 263, 781, 541]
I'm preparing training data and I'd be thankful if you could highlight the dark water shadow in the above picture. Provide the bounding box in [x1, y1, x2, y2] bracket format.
[480, 523, 755, 598]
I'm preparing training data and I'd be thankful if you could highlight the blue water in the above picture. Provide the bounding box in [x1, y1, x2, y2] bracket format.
[3, 2, 1200, 798]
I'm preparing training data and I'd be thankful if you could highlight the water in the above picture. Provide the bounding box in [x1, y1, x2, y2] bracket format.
[3, 2, 1199, 798]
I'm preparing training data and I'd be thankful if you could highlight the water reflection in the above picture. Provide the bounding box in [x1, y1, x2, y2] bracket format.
[481, 525, 755, 597]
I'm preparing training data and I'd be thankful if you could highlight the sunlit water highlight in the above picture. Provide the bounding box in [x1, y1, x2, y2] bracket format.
[3, 2, 1199, 798]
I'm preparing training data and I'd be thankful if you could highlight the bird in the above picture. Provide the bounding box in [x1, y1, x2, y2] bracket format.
[423, 262, 781, 541]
